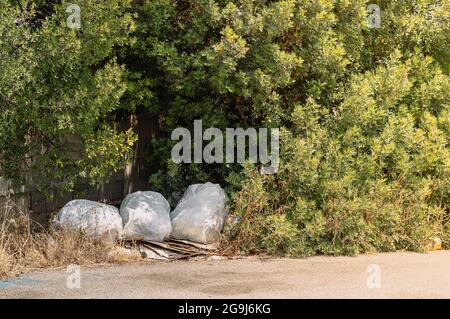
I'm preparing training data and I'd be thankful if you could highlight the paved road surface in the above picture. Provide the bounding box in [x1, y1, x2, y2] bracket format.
[1, 251, 449, 298]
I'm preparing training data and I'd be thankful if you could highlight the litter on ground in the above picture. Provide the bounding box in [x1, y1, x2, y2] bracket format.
[127, 237, 219, 261]
[55, 183, 232, 260]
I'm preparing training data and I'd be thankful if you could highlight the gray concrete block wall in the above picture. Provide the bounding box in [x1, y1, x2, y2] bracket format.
[0, 111, 159, 225]
[1, 175, 127, 225]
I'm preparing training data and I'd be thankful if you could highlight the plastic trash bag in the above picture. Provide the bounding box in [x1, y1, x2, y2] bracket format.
[55, 200, 123, 242]
[170, 183, 228, 244]
[120, 191, 172, 242]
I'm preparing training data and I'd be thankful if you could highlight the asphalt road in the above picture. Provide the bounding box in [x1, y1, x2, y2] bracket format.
[1, 251, 449, 298]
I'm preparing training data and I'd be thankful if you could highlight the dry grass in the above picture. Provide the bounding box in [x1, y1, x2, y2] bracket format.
[0, 198, 138, 279]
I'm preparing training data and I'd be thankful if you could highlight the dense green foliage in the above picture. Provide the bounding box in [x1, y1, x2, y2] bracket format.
[1, 0, 449, 254]
[231, 51, 450, 255]
[0, 0, 136, 192]
[126, 0, 449, 253]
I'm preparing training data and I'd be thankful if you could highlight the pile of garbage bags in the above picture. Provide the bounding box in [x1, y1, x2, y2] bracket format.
[120, 191, 172, 242]
[54, 182, 228, 245]
[171, 183, 228, 244]
[55, 199, 123, 242]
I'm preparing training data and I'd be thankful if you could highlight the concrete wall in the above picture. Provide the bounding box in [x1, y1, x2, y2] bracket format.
[0, 110, 160, 225]
[0, 173, 126, 225]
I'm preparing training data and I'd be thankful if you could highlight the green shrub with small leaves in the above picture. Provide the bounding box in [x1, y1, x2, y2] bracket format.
[230, 51, 449, 255]
[1, 0, 448, 255]
[0, 0, 136, 192]
[127, 0, 448, 254]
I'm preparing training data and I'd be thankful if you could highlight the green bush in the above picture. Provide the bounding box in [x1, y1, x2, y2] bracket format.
[1, 0, 448, 255]
[0, 0, 136, 192]
[230, 51, 449, 255]
[131, 1, 448, 254]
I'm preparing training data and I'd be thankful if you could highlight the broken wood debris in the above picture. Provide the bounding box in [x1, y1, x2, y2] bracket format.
[135, 237, 219, 261]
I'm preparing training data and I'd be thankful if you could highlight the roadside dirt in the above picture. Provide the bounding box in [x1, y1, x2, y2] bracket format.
[1, 251, 449, 298]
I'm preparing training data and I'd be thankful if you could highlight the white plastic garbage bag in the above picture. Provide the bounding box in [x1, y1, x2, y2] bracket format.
[55, 200, 123, 242]
[120, 191, 172, 242]
[170, 183, 228, 244]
